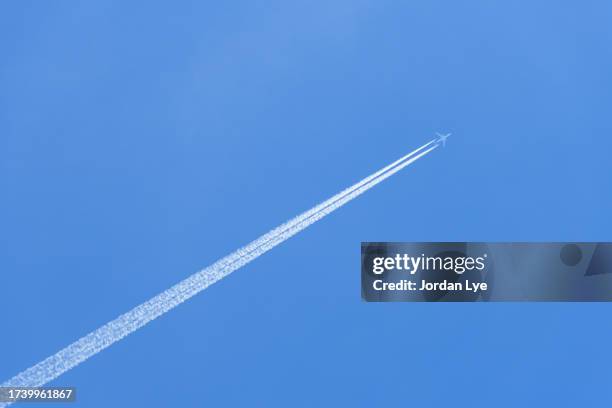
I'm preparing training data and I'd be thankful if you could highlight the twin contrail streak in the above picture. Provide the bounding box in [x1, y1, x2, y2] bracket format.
[0, 139, 439, 404]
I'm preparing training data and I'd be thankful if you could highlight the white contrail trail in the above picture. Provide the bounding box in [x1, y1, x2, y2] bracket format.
[0, 139, 439, 404]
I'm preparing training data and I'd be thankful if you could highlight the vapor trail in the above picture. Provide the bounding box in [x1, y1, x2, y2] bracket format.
[1, 140, 439, 403]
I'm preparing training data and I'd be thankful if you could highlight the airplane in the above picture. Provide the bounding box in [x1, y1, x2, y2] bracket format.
[435, 132, 451, 147]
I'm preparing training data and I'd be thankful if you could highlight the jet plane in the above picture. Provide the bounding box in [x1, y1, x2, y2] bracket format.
[435, 132, 451, 147]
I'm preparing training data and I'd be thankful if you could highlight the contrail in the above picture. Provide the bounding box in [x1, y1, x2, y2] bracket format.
[0, 139, 440, 404]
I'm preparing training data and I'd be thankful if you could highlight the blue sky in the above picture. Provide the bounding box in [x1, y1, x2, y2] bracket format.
[1, 1, 612, 406]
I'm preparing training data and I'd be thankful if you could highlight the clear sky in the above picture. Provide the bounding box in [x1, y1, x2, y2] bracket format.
[1, 1, 611, 406]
